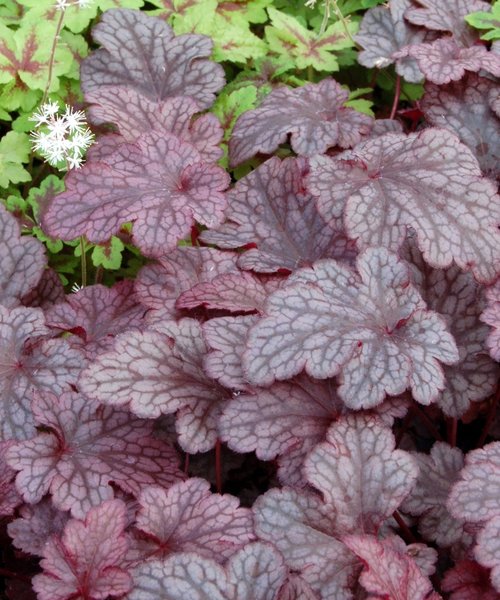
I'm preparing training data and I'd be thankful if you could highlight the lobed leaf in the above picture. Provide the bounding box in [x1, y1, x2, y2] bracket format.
[475, 516, 500, 592]
[421, 74, 500, 180]
[133, 478, 254, 561]
[22, 268, 65, 310]
[0, 205, 46, 309]
[442, 559, 500, 600]
[304, 414, 418, 534]
[42, 131, 229, 257]
[481, 280, 500, 361]
[32, 499, 132, 600]
[308, 128, 500, 282]
[6, 391, 183, 518]
[81, 8, 225, 109]
[0, 442, 21, 517]
[229, 80, 373, 167]
[201, 157, 357, 273]
[243, 247, 459, 408]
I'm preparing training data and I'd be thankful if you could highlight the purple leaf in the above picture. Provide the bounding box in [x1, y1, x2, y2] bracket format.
[201, 157, 357, 273]
[0, 206, 46, 309]
[176, 271, 274, 313]
[343, 534, 439, 600]
[81, 8, 225, 109]
[86, 88, 224, 162]
[421, 74, 500, 180]
[229, 79, 373, 167]
[132, 478, 254, 561]
[481, 280, 500, 361]
[42, 132, 229, 257]
[0, 305, 84, 441]
[6, 391, 183, 518]
[399, 38, 500, 85]
[129, 543, 286, 600]
[21, 268, 65, 310]
[355, 0, 430, 82]
[243, 247, 459, 408]
[45, 281, 145, 357]
[80, 319, 229, 453]
[220, 375, 344, 486]
[0, 443, 21, 517]
[304, 414, 418, 534]
[475, 516, 500, 592]
[253, 487, 359, 596]
[442, 559, 500, 600]
[32, 499, 132, 600]
[405, 0, 491, 46]
[308, 128, 500, 282]
[400, 442, 466, 547]
[136, 247, 239, 324]
[7, 498, 69, 556]
[203, 315, 258, 390]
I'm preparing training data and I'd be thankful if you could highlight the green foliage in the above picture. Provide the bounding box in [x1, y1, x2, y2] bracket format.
[91, 237, 125, 270]
[0, 131, 31, 188]
[465, 1, 500, 40]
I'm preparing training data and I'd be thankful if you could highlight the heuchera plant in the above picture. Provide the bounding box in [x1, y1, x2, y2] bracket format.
[0, 1, 500, 598]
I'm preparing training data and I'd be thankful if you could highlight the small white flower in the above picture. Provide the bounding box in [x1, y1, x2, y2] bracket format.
[77, 0, 94, 7]
[55, 0, 70, 10]
[305, 0, 317, 6]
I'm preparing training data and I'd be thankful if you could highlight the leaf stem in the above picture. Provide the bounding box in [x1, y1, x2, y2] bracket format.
[389, 74, 401, 119]
[80, 236, 87, 288]
[42, 8, 66, 105]
[215, 439, 222, 494]
[447, 417, 457, 447]
[477, 385, 500, 447]
[392, 510, 418, 544]
[411, 404, 444, 442]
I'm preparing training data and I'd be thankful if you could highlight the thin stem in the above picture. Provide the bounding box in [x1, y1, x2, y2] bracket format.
[94, 266, 103, 285]
[411, 404, 444, 442]
[477, 385, 500, 447]
[215, 439, 222, 494]
[389, 74, 401, 119]
[42, 8, 66, 105]
[317, 0, 331, 37]
[447, 417, 457, 447]
[393, 510, 417, 544]
[307, 64, 314, 82]
[184, 453, 190, 475]
[330, 0, 357, 46]
[80, 237, 87, 288]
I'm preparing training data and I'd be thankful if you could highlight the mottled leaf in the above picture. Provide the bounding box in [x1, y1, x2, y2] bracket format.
[43, 131, 229, 257]
[401, 38, 500, 85]
[22, 268, 65, 310]
[133, 478, 254, 561]
[442, 559, 500, 600]
[7, 498, 69, 556]
[32, 499, 132, 600]
[305, 414, 418, 533]
[81, 8, 225, 109]
[253, 487, 359, 596]
[421, 74, 500, 180]
[343, 534, 439, 600]
[136, 247, 238, 323]
[229, 80, 373, 167]
[45, 281, 145, 357]
[244, 247, 459, 408]
[355, 0, 429, 82]
[0, 305, 84, 441]
[129, 543, 286, 600]
[0, 442, 21, 517]
[81, 319, 229, 453]
[87, 88, 223, 161]
[6, 391, 183, 518]
[0, 205, 46, 308]
[475, 515, 500, 591]
[201, 157, 357, 273]
[308, 128, 500, 282]
[481, 280, 500, 361]
[401, 442, 466, 546]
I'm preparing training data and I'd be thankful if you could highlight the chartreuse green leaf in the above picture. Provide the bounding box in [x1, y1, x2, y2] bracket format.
[213, 86, 259, 140]
[0, 132, 31, 188]
[465, 0, 500, 40]
[265, 7, 356, 72]
[91, 237, 125, 270]
[172, 0, 267, 63]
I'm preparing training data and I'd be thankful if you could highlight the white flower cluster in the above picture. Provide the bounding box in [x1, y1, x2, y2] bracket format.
[29, 101, 94, 170]
[55, 0, 93, 10]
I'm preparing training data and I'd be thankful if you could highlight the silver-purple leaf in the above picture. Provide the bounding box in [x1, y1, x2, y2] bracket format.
[133, 478, 254, 562]
[243, 247, 459, 409]
[229, 79, 373, 167]
[304, 415, 418, 534]
[0, 442, 21, 517]
[400, 38, 500, 85]
[355, 0, 429, 82]
[43, 131, 229, 257]
[308, 128, 500, 282]
[6, 391, 184, 519]
[0, 305, 84, 441]
[32, 499, 132, 600]
[80, 319, 229, 453]
[475, 516, 500, 592]
[481, 280, 500, 361]
[421, 74, 500, 180]
[86, 88, 224, 162]
[201, 157, 357, 273]
[0, 206, 46, 309]
[81, 8, 225, 109]
[45, 281, 145, 358]
[22, 268, 65, 310]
